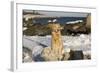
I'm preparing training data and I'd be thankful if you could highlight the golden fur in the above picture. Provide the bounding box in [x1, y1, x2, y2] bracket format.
[49, 23, 64, 60]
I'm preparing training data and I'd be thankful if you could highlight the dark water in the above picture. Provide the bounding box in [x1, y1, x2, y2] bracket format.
[33, 17, 86, 25]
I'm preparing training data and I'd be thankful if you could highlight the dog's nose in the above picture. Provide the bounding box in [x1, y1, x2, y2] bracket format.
[54, 30, 58, 33]
[55, 30, 58, 33]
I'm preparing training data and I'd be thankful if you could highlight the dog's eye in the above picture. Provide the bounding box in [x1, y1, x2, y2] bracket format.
[57, 29, 60, 31]
[52, 29, 60, 32]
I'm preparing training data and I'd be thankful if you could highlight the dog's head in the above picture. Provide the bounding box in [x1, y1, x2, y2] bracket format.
[48, 23, 63, 33]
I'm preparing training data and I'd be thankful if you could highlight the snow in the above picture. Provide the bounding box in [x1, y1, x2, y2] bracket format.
[23, 27, 27, 31]
[23, 34, 91, 52]
[66, 20, 83, 24]
[23, 34, 91, 62]
[32, 46, 43, 56]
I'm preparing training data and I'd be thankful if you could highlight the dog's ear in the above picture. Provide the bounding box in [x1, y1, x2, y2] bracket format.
[48, 23, 63, 30]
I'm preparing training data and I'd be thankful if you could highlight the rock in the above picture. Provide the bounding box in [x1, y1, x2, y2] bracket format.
[23, 47, 33, 62]
[84, 54, 91, 59]
[83, 51, 91, 59]
[23, 52, 33, 62]
[33, 54, 45, 61]
[62, 52, 70, 60]
[68, 50, 84, 60]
